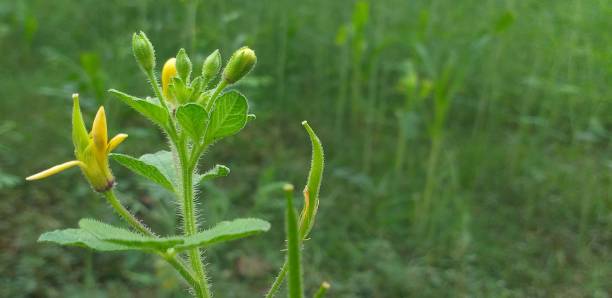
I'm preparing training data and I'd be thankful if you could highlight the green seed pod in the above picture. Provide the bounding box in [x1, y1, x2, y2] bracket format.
[132, 31, 156, 72]
[176, 48, 192, 82]
[222, 46, 256, 84]
[202, 49, 221, 83]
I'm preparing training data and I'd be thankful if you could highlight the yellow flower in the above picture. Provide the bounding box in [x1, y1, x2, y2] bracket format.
[162, 57, 177, 100]
[26, 94, 128, 192]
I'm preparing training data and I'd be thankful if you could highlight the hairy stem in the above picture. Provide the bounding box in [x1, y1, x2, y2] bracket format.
[205, 80, 228, 111]
[265, 261, 288, 298]
[103, 190, 154, 236]
[103, 190, 205, 296]
[179, 144, 212, 298]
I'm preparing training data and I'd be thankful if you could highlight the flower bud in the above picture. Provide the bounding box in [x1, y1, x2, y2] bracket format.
[222, 46, 256, 84]
[202, 49, 221, 83]
[132, 31, 156, 72]
[162, 58, 177, 99]
[176, 48, 192, 82]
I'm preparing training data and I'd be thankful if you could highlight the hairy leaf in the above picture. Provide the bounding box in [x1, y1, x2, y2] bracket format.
[205, 90, 248, 142]
[177, 218, 270, 251]
[79, 219, 183, 250]
[109, 89, 169, 128]
[176, 103, 208, 142]
[38, 228, 133, 251]
[139, 151, 177, 185]
[110, 152, 175, 192]
[197, 164, 230, 184]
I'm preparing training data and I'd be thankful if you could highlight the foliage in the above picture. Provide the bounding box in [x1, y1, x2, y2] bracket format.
[1, 0, 610, 297]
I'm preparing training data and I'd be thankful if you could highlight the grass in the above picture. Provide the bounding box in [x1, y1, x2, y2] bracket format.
[0, 0, 610, 297]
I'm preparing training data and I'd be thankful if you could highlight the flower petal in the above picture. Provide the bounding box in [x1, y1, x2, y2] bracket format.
[92, 106, 108, 151]
[162, 58, 177, 98]
[107, 133, 128, 152]
[26, 160, 85, 181]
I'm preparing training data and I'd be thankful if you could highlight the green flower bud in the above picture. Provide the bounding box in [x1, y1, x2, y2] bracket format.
[222, 46, 256, 84]
[202, 49, 221, 83]
[132, 31, 156, 72]
[176, 48, 192, 82]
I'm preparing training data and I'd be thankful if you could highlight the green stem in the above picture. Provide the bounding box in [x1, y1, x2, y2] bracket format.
[179, 145, 212, 298]
[146, 70, 171, 113]
[104, 190, 154, 236]
[205, 80, 228, 111]
[146, 69, 180, 143]
[162, 252, 205, 296]
[103, 190, 205, 297]
[313, 282, 330, 298]
[265, 261, 288, 298]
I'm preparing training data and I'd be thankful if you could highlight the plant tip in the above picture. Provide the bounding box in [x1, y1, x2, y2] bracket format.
[283, 183, 295, 192]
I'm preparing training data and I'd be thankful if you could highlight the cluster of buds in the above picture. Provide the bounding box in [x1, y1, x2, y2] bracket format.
[159, 44, 256, 105]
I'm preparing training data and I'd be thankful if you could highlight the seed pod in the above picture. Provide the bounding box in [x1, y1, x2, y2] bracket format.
[132, 31, 156, 72]
[222, 47, 256, 84]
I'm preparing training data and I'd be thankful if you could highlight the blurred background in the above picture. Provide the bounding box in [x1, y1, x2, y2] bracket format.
[1, 0, 611, 297]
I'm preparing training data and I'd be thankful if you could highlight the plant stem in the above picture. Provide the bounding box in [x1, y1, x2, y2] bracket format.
[104, 190, 154, 236]
[205, 80, 228, 111]
[146, 69, 180, 143]
[103, 190, 205, 297]
[285, 185, 303, 298]
[146, 70, 171, 113]
[313, 282, 330, 298]
[162, 252, 206, 296]
[265, 261, 288, 298]
[179, 145, 212, 298]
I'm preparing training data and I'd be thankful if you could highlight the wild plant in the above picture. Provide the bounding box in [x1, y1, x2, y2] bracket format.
[27, 32, 327, 298]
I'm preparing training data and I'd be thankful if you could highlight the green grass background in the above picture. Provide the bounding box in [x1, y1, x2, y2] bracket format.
[0, 0, 610, 297]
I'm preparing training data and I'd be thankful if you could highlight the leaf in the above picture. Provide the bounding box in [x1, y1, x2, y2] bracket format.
[38, 228, 133, 251]
[177, 218, 270, 251]
[79, 219, 183, 250]
[110, 152, 176, 192]
[109, 89, 169, 127]
[139, 151, 177, 185]
[197, 164, 230, 184]
[299, 121, 325, 240]
[205, 90, 248, 142]
[176, 103, 209, 142]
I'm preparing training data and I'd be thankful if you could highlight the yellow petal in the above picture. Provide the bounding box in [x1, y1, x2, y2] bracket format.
[107, 133, 128, 152]
[162, 58, 177, 98]
[26, 160, 85, 181]
[92, 106, 108, 151]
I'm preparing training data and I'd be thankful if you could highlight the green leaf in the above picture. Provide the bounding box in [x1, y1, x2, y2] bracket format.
[79, 219, 183, 250]
[38, 228, 133, 251]
[177, 218, 270, 251]
[299, 121, 325, 240]
[176, 103, 209, 142]
[109, 89, 169, 127]
[197, 164, 230, 184]
[205, 90, 248, 142]
[139, 151, 177, 185]
[110, 152, 176, 192]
